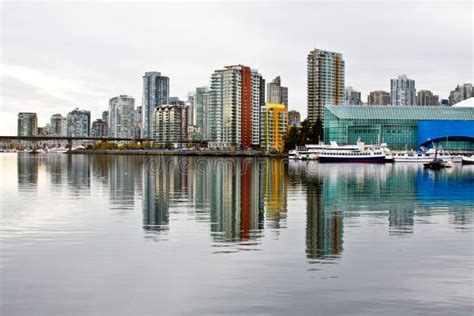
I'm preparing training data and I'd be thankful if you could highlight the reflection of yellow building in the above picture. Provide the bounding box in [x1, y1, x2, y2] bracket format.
[265, 159, 288, 227]
[261, 104, 288, 152]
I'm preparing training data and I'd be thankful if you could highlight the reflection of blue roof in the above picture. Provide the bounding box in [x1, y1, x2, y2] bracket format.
[416, 170, 474, 205]
[325, 105, 474, 120]
[418, 121, 474, 147]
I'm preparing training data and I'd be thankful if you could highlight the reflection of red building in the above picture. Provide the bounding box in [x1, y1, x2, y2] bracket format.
[240, 159, 252, 240]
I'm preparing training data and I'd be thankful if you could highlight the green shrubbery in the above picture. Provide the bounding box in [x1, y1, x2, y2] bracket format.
[90, 142, 153, 150]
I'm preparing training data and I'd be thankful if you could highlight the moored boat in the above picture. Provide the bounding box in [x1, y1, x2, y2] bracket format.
[393, 148, 453, 163]
[461, 156, 474, 165]
[317, 150, 387, 163]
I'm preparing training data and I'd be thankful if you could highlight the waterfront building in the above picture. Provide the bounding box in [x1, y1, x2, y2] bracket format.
[194, 87, 211, 141]
[260, 103, 288, 153]
[18, 112, 38, 137]
[50, 114, 67, 136]
[391, 74, 416, 106]
[109, 95, 135, 138]
[267, 76, 288, 107]
[288, 110, 301, 127]
[417, 90, 439, 106]
[142, 72, 169, 139]
[449, 83, 473, 106]
[307, 48, 345, 124]
[153, 105, 189, 144]
[323, 103, 474, 151]
[91, 119, 108, 137]
[368, 90, 391, 105]
[344, 86, 363, 105]
[67, 108, 90, 137]
[209, 65, 264, 149]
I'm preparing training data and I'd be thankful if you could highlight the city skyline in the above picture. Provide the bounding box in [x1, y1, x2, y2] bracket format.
[1, 1, 472, 135]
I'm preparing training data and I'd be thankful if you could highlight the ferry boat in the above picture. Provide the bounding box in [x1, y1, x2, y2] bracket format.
[317, 149, 387, 163]
[316, 141, 387, 163]
[289, 140, 392, 163]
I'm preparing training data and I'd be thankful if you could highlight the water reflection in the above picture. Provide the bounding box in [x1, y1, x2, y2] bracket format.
[13, 154, 474, 260]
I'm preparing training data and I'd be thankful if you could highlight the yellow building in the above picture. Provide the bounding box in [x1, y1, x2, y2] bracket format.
[261, 103, 288, 152]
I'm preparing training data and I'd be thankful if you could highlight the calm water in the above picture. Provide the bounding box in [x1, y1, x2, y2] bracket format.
[1, 153, 473, 315]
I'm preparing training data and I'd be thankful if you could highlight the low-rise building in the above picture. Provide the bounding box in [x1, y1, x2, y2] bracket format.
[417, 90, 439, 106]
[323, 103, 474, 151]
[367, 90, 391, 105]
[288, 110, 301, 127]
[344, 86, 362, 105]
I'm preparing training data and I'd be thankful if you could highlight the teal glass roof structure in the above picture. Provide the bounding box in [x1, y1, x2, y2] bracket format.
[325, 105, 474, 120]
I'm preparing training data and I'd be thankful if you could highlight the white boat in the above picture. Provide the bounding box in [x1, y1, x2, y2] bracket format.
[393, 148, 453, 163]
[289, 140, 392, 163]
[316, 141, 387, 163]
[462, 156, 474, 165]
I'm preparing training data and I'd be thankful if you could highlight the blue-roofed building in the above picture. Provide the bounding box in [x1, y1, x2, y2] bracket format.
[323, 99, 474, 151]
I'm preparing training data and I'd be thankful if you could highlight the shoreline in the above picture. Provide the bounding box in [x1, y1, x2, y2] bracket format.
[67, 149, 287, 158]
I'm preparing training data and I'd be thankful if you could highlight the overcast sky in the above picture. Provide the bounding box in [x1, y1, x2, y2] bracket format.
[1, 1, 472, 135]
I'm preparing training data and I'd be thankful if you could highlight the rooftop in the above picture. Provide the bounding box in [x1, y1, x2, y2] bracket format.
[325, 105, 474, 120]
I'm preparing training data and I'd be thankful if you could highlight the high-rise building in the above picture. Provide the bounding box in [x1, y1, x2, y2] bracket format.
[209, 65, 264, 148]
[133, 106, 142, 139]
[267, 76, 288, 107]
[142, 72, 169, 139]
[260, 103, 288, 152]
[307, 48, 345, 123]
[288, 110, 301, 127]
[390, 74, 416, 105]
[344, 86, 362, 105]
[367, 91, 391, 105]
[186, 92, 195, 126]
[50, 114, 67, 136]
[195, 87, 211, 141]
[18, 112, 38, 136]
[91, 119, 107, 137]
[417, 90, 439, 106]
[153, 105, 189, 143]
[102, 111, 109, 136]
[67, 108, 90, 137]
[449, 83, 473, 106]
[109, 95, 135, 138]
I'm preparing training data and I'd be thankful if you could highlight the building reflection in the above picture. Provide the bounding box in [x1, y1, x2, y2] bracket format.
[17, 153, 39, 190]
[305, 177, 343, 261]
[66, 155, 91, 192]
[143, 157, 172, 234]
[108, 156, 141, 210]
[210, 158, 264, 242]
[264, 159, 288, 229]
